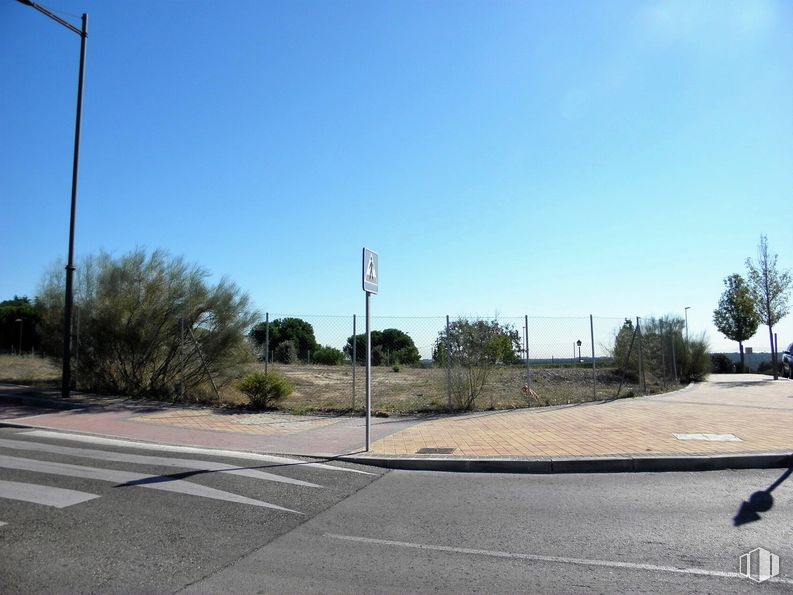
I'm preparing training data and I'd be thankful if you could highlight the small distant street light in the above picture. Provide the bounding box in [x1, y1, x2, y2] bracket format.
[14, 0, 88, 397]
[15, 319, 23, 356]
[576, 339, 582, 362]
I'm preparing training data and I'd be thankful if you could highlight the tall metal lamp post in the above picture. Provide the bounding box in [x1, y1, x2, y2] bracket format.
[684, 307, 691, 343]
[15, 0, 87, 398]
[15, 319, 23, 356]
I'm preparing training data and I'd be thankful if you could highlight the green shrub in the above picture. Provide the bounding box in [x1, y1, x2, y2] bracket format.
[237, 371, 293, 409]
[274, 340, 298, 364]
[710, 353, 735, 374]
[680, 336, 711, 382]
[392, 364, 401, 372]
[313, 345, 345, 365]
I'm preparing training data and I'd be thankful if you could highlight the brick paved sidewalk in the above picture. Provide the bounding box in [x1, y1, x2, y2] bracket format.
[365, 374, 793, 458]
[1, 375, 792, 462]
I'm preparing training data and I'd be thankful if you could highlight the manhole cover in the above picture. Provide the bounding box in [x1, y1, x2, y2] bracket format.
[416, 447, 456, 454]
[673, 433, 742, 442]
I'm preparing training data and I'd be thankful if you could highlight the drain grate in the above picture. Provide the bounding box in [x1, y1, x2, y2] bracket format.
[416, 447, 456, 454]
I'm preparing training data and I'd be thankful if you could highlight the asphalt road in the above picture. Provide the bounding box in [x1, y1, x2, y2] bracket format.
[186, 467, 793, 593]
[0, 426, 383, 593]
[2, 425, 793, 593]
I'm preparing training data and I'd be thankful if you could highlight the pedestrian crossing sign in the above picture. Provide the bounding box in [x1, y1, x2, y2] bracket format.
[362, 248, 378, 294]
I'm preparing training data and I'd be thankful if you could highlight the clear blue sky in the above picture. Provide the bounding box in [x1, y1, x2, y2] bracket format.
[2, 0, 792, 354]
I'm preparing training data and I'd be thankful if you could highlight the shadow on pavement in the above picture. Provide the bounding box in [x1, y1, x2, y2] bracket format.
[733, 467, 793, 526]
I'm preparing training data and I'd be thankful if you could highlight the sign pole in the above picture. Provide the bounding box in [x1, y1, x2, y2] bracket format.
[365, 291, 371, 451]
[361, 247, 378, 453]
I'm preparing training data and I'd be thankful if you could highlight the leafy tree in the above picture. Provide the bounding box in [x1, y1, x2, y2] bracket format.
[432, 319, 521, 409]
[250, 317, 317, 363]
[712, 274, 760, 372]
[746, 235, 791, 380]
[0, 296, 41, 354]
[710, 353, 735, 374]
[312, 345, 345, 365]
[35, 249, 258, 398]
[344, 328, 420, 366]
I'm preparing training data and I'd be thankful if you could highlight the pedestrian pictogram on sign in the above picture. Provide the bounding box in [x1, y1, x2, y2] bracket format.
[362, 248, 378, 294]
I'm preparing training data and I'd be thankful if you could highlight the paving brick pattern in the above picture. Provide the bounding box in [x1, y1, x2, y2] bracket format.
[133, 410, 339, 436]
[368, 376, 793, 457]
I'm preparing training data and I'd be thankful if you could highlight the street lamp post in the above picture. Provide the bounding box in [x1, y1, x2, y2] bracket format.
[15, 319, 23, 356]
[15, 0, 88, 398]
[684, 307, 691, 343]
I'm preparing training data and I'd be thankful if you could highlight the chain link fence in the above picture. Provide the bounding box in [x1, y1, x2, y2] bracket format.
[254, 313, 674, 413]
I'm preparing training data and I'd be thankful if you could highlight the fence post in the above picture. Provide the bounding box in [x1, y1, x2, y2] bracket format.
[264, 312, 269, 375]
[446, 315, 452, 410]
[180, 315, 185, 399]
[352, 314, 356, 410]
[524, 315, 531, 393]
[637, 317, 645, 394]
[590, 314, 596, 401]
[670, 326, 678, 384]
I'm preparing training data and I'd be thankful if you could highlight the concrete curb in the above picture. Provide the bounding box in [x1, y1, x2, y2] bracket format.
[338, 452, 793, 474]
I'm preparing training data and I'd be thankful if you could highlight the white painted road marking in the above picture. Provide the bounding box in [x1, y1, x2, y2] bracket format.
[325, 533, 793, 586]
[0, 455, 302, 514]
[0, 438, 322, 489]
[0, 479, 99, 508]
[23, 430, 374, 475]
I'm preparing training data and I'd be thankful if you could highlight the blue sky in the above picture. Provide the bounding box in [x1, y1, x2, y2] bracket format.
[2, 0, 792, 354]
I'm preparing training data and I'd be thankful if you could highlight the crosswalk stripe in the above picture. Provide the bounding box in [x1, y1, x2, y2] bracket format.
[0, 438, 322, 489]
[0, 455, 302, 514]
[23, 430, 374, 475]
[0, 479, 100, 508]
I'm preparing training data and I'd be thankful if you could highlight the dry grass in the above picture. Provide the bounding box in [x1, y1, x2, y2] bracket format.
[0, 355, 60, 387]
[0, 355, 664, 414]
[228, 362, 661, 415]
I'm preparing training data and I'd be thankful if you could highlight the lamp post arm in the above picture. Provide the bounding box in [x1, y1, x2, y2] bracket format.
[16, 0, 85, 37]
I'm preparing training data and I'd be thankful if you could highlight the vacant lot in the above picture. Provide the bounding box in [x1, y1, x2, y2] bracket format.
[0, 355, 59, 387]
[0, 356, 665, 414]
[227, 362, 663, 414]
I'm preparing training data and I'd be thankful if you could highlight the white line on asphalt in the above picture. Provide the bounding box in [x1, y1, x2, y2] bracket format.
[0, 479, 100, 508]
[325, 533, 793, 586]
[22, 430, 374, 475]
[0, 522, 7, 527]
[0, 455, 302, 514]
[0, 438, 322, 489]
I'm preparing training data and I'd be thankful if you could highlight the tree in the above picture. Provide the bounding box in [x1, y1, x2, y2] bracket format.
[746, 235, 791, 380]
[250, 317, 317, 363]
[0, 296, 41, 354]
[713, 274, 760, 372]
[273, 340, 298, 364]
[312, 345, 345, 365]
[611, 315, 709, 385]
[344, 328, 420, 366]
[432, 319, 521, 409]
[35, 249, 258, 398]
